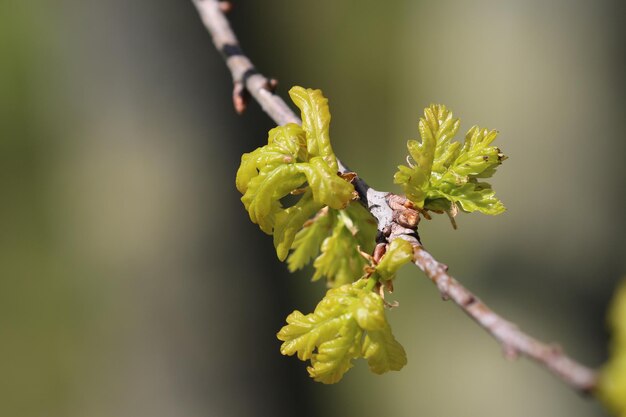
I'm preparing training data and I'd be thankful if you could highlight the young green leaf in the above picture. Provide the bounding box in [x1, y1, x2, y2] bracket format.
[362, 323, 408, 374]
[286, 208, 334, 272]
[288, 86, 337, 171]
[395, 104, 506, 219]
[374, 238, 414, 281]
[235, 87, 355, 260]
[277, 281, 406, 383]
[277, 292, 353, 362]
[236, 124, 307, 193]
[287, 203, 377, 287]
[598, 280, 626, 416]
[273, 190, 321, 261]
[298, 157, 354, 208]
[448, 126, 503, 178]
[426, 180, 505, 215]
[307, 321, 363, 384]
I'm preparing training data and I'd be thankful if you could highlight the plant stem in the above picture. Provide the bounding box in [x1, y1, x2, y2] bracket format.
[190, 0, 599, 394]
[365, 276, 378, 292]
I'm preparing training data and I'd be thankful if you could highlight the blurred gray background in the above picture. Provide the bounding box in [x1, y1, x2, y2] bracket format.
[1, 0, 624, 416]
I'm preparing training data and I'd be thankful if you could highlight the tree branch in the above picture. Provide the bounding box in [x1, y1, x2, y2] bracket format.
[191, 0, 598, 394]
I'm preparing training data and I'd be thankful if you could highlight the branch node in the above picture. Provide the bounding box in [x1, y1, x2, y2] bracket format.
[549, 343, 564, 356]
[373, 243, 387, 264]
[462, 294, 476, 307]
[340, 171, 358, 183]
[503, 344, 520, 360]
[387, 194, 410, 211]
[393, 207, 420, 229]
[266, 77, 279, 93]
[419, 208, 432, 220]
[437, 280, 451, 300]
[218, 1, 233, 13]
[232, 82, 249, 114]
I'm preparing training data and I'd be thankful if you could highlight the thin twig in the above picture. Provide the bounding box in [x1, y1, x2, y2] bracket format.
[191, 0, 599, 394]
[412, 244, 598, 392]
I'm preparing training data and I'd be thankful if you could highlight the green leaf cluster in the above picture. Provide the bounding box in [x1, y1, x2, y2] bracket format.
[287, 203, 377, 288]
[277, 280, 407, 384]
[237, 88, 507, 385]
[394, 104, 506, 216]
[236, 87, 355, 260]
[598, 280, 626, 416]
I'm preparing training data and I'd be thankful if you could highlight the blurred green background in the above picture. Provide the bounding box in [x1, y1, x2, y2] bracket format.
[1, 0, 624, 416]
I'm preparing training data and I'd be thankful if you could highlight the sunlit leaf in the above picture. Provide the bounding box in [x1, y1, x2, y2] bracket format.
[278, 281, 406, 383]
[273, 190, 321, 261]
[287, 203, 376, 288]
[235, 87, 354, 260]
[307, 321, 362, 384]
[395, 104, 506, 219]
[288, 86, 337, 171]
[362, 324, 408, 374]
[287, 208, 334, 272]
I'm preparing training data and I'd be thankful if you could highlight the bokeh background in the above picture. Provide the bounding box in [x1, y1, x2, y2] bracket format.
[1, 0, 625, 416]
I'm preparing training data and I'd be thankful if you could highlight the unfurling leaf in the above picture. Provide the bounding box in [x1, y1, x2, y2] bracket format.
[286, 207, 335, 272]
[277, 281, 406, 384]
[307, 321, 362, 384]
[374, 238, 414, 281]
[393, 105, 454, 207]
[598, 280, 626, 416]
[273, 190, 321, 261]
[287, 203, 377, 288]
[288, 87, 337, 171]
[236, 87, 355, 260]
[394, 104, 506, 219]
